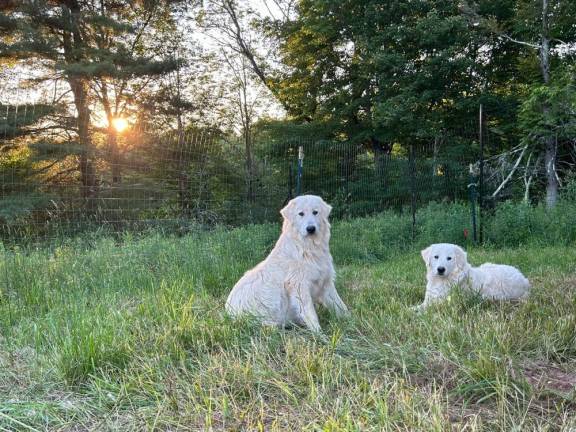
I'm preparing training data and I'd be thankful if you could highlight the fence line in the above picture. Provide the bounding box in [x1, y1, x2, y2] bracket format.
[4, 87, 569, 249]
[2, 98, 487, 247]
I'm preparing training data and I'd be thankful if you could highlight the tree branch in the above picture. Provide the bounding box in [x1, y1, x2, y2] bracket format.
[492, 144, 529, 198]
[499, 34, 540, 50]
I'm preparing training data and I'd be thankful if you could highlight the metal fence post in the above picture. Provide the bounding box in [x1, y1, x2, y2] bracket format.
[409, 144, 417, 240]
[296, 145, 304, 196]
[287, 163, 294, 201]
[468, 163, 478, 243]
[478, 104, 485, 243]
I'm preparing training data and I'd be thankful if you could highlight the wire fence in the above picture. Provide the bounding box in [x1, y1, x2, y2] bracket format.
[0, 103, 485, 249]
[2, 70, 574, 251]
[1, 108, 486, 247]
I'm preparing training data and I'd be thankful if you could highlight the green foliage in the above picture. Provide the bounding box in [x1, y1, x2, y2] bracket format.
[485, 200, 576, 247]
[255, 0, 576, 205]
[0, 0, 183, 216]
[2, 0, 575, 235]
[416, 202, 472, 246]
[0, 1, 179, 79]
[562, 173, 576, 203]
[263, 0, 510, 149]
[519, 66, 576, 145]
[331, 211, 414, 263]
[0, 103, 57, 139]
[0, 193, 55, 223]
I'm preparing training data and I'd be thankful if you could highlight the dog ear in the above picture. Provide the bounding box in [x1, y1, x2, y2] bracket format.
[421, 246, 432, 267]
[280, 200, 294, 219]
[454, 245, 467, 266]
[322, 200, 332, 217]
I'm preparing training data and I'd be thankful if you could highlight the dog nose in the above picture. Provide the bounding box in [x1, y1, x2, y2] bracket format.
[306, 225, 316, 234]
[437, 267, 445, 275]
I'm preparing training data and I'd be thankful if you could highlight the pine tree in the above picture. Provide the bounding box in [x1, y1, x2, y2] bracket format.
[0, 0, 179, 209]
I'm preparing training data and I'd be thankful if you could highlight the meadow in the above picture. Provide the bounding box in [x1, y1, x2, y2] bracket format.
[1, 202, 575, 431]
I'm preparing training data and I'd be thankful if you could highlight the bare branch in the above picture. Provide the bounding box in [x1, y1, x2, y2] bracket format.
[499, 34, 540, 50]
[491, 144, 529, 198]
[523, 153, 542, 203]
[33, 159, 62, 174]
[262, 0, 278, 21]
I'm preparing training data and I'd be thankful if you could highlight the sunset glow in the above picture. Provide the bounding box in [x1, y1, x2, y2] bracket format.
[112, 117, 129, 132]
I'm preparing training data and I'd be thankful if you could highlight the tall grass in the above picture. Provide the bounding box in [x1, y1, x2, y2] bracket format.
[1, 200, 575, 430]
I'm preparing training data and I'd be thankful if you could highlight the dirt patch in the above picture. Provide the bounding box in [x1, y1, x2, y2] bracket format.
[521, 360, 576, 395]
[407, 353, 459, 391]
[0, 346, 38, 393]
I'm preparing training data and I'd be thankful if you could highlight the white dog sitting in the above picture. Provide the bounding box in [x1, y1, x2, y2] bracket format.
[226, 195, 349, 332]
[415, 243, 530, 310]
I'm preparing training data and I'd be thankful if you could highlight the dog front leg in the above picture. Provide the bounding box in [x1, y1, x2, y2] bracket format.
[320, 280, 350, 317]
[414, 283, 450, 310]
[293, 285, 322, 333]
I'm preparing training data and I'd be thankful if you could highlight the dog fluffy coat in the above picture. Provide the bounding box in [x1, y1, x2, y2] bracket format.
[225, 195, 349, 332]
[417, 243, 530, 309]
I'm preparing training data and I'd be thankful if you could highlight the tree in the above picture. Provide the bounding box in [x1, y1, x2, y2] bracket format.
[200, 0, 280, 104]
[518, 65, 576, 202]
[198, 1, 284, 203]
[218, 51, 277, 202]
[252, 0, 490, 185]
[135, 41, 222, 217]
[0, 0, 179, 209]
[465, 0, 576, 207]
[89, 2, 180, 185]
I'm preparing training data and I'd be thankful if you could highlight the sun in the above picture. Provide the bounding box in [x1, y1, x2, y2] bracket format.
[112, 117, 129, 132]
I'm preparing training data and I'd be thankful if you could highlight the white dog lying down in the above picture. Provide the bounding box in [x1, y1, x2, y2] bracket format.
[226, 195, 349, 332]
[416, 243, 530, 309]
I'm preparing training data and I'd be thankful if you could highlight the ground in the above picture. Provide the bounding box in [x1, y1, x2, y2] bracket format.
[0, 223, 575, 431]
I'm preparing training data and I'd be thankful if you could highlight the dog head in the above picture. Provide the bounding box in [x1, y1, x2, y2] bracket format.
[280, 195, 332, 240]
[421, 243, 467, 279]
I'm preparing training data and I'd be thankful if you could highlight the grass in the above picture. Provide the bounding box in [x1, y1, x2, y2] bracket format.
[1, 209, 576, 431]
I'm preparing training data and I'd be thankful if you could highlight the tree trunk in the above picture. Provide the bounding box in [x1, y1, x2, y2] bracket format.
[244, 127, 255, 202]
[237, 60, 255, 203]
[523, 153, 540, 204]
[62, 2, 98, 211]
[371, 136, 392, 186]
[544, 133, 558, 208]
[177, 125, 192, 218]
[101, 83, 122, 185]
[193, 133, 212, 221]
[540, 0, 558, 209]
[70, 77, 98, 210]
[109, 126, 121, 184]
[339, 144, 358, 189]
[173, 59, 193, 218]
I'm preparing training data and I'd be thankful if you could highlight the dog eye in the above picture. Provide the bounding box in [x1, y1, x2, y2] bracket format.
[434, 255, 439, 259]
[447, 257, 452, 261]
[298, 212, 304, 217]
[312, 210, 318, 215]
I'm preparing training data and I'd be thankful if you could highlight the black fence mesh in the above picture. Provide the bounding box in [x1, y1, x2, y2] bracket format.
[5, 69, 573, 252]
[1, 111, 484, 248]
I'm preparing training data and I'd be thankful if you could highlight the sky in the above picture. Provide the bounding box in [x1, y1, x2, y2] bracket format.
[1, 1, 286, 130]
[185, 0, 287, 123]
